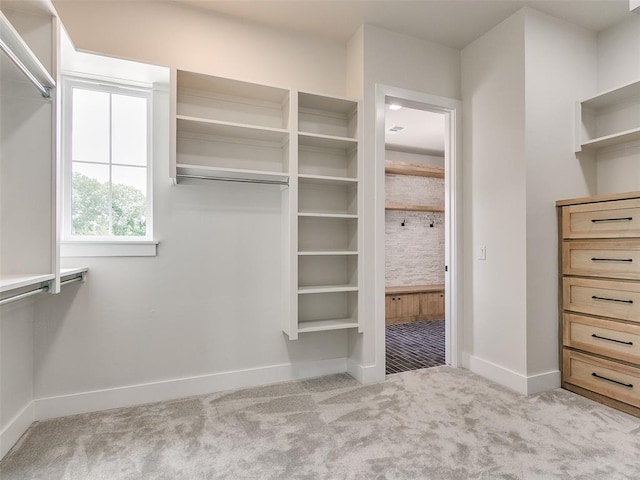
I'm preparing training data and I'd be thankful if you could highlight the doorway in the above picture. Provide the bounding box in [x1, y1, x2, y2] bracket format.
[384, 105, 447, 373]
[374, 85, 462, 376]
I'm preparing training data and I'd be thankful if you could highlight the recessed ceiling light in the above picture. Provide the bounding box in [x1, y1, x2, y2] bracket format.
[388, 125, 405, 134]
[388, 104, 402, 111]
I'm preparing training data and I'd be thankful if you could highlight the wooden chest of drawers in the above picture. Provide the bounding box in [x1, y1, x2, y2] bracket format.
[558, 192, 640, 416]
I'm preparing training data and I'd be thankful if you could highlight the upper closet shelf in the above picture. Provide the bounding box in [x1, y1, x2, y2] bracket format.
[176, 116, 288, 144]
[575, 78, 640, 153]
[0, 11, 55, 97]
[176, 163, 289, 185]
[298, 173, 357, 186]
[299, 132, 357, 150]
[0, 273, 54, 294]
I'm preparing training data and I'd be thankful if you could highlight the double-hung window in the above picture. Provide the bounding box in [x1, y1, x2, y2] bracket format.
[62, 77, 155, 256]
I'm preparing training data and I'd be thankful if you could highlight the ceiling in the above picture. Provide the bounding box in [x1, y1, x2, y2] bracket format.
[385, 105, 445, 156]
[173, 0, 633, 50]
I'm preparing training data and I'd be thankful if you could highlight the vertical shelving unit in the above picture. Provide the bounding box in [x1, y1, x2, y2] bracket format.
[169, 72, 362, 340]
[289, 91, 362, 338]
[170, 70, 291, 184]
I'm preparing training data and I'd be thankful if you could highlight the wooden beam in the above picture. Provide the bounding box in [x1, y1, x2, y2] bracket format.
[385, 160, 444, 178]
[385, 202, 444, 212]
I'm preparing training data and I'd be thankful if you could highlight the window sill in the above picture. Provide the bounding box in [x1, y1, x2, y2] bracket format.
[61, 241, 158, 257]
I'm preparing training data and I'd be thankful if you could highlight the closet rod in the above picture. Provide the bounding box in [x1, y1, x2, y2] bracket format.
[60, 275, 84, 287]
[177, 174, 289, 186]
[0, 284, 49, 306]
[0, 37, 51, 98]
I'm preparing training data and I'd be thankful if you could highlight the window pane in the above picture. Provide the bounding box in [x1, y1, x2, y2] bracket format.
[111, 165, 147, 237]
[72, 88, 109, 163]
[72, 162, 110, 236]
[112, 94, 147, 166]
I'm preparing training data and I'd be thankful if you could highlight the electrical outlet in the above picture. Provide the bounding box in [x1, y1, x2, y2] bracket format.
[478, 245, 486, 260]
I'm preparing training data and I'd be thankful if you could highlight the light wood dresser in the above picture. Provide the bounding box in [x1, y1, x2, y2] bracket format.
[558, 191, 640, 416]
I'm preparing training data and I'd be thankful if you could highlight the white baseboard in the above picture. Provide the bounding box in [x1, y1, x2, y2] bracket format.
[35, 357, 348, 421]
[0, 401, 35, 460]
[347, 359, 384, 384]
[463, 354, 560, 395]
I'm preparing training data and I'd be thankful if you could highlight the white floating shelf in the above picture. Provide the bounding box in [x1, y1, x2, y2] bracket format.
[580, 79, 640, 110]
[177, 115, 289, 144]
[298, 284, 358, 295]
[298, 174, 357, 186]
[581, 128, 640, 151]
[0, 273, 54, 294]
[298, 212, 358, 219]
[176, 163, 289, 184]
[298, 132, 357, 150]
[298, 250, 358, 256]
[297, 318, 359, 333]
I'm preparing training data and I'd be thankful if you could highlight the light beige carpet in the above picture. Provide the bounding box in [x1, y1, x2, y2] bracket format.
[2, 366, 640, 479]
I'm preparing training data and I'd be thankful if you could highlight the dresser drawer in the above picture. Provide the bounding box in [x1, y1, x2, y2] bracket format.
[564, 313, 640, 363]
[562, 240, 640, 280]
[562, 198, 640, 239]
[563, 277, 640, 321]
[563, 350, 640, 408]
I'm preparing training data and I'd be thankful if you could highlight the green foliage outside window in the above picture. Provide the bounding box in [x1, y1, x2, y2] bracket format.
[72, 172, 146, 237]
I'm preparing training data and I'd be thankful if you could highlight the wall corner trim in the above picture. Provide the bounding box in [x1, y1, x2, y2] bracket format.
[0, 401, 35, 460]
[464, 354, 560, 395]
[347, 359, 384, 384]
[33, 358, 348, 422]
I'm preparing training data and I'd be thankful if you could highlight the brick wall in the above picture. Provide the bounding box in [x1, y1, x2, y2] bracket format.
[385, 174, 445, 286]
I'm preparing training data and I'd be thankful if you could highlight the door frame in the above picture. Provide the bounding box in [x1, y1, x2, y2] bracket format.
[374, 84, 463, 371]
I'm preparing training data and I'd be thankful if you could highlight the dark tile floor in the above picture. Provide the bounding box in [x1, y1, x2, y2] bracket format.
[385, 319, 445, 374]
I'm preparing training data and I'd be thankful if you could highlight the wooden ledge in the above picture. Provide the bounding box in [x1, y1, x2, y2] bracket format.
[385, 161, 444, 178]
[385, 202, 444, 212]
[386, 284, 445, 295]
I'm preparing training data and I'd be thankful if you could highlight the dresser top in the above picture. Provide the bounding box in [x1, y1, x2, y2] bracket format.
[556, 191, 640, 207]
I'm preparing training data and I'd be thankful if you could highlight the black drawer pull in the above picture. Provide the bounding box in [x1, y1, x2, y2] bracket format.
[592, 295, 633, 304]
[592, 372, 633, 388]
[591, 217, 633, 223]
[591, 258, 633, 263]
[591, 334, 633, 346]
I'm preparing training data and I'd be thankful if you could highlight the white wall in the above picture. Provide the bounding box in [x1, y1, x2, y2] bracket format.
[461, 10, 529, 379]
[523, 10, 597, 378]
[54, 0, 346, 96]
[347, 24, 460, 381]
[462, 8, 599, 393]
[32, 1, 350, 411]
[595, 15, 640, 195]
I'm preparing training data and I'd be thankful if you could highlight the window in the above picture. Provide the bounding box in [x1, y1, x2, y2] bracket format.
[62, 78, 156, 255]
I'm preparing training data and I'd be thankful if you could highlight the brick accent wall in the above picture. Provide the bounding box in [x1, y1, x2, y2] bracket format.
[385, 174, 445, 286]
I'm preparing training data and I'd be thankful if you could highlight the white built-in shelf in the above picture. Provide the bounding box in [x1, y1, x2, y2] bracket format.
[580, 128, 640, 151]
[297, 318, 359, 333]
[575, 78, 640, 153]
[298, 132, 357, 150]
[298, 212, 358, 219]
[176, 115, 289, 143]
[298, 250, 358, 256]
[176, 163, 289, 184]
[0, 11, 55, 97]
[298, 284, 358, 294]
[298, 174, 357, 186]
[60, 267, 88, 277]
[385, 202, 445, 213]
[0, 273, 54, 294]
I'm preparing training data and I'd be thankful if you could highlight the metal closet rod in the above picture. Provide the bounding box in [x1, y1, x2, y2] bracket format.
[177, 174, 289, 186]
[0, 284, 50, 307]
[0, 38, 51, 98]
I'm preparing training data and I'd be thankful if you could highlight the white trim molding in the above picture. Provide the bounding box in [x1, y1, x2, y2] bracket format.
[463, 353, 561, 395]
[34, 357, 348, 421]
[0, 401, 35, 460]
[347, 359, 380, 384]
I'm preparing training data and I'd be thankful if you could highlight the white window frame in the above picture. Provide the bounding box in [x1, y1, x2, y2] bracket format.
[61, 76, 157, 257]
